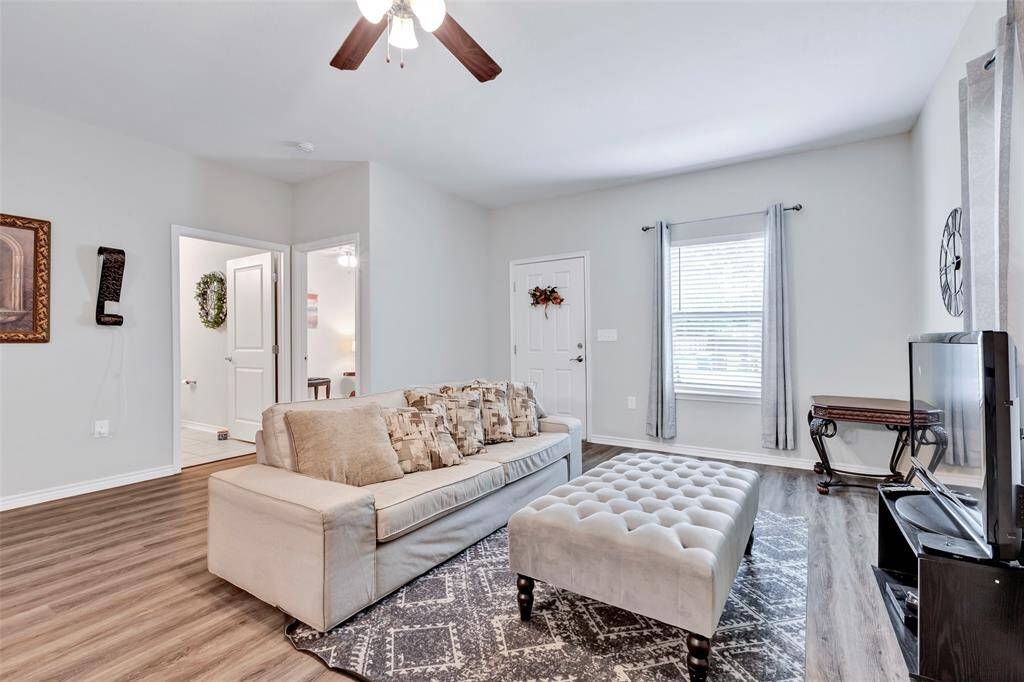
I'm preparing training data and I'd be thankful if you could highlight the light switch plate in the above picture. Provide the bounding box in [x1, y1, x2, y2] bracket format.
[93, 420, 110, 438]
[597, 328, 618, 342]
[626, 396, 636, 409]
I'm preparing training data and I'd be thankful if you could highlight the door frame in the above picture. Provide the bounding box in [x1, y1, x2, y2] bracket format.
[170, 224, 292, 473]
[508, 250, 593, 440]
[291, 234, 362, 401]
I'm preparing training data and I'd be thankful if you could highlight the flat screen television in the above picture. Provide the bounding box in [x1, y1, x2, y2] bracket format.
[908, 331, 1022, 562]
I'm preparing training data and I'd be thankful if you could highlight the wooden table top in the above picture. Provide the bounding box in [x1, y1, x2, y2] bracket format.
[810, 395, 942, 426]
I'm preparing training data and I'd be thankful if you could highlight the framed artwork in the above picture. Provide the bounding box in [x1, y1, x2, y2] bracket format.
[307, 293, 319, 329]
[0, 213, 50, 343]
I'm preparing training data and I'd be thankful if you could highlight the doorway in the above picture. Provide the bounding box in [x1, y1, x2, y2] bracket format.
[292, 236, 360, 401]
[171, 226, 291, 470]
[509, 252, 592, 438]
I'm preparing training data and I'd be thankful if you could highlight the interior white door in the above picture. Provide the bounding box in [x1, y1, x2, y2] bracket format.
[226, 252, 276, 442]
[511, 256, 587, 435]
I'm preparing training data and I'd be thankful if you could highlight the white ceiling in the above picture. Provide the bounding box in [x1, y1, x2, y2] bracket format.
[1, 1, 974, 207]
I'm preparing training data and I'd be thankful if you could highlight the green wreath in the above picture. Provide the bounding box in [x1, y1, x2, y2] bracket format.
[194, 271, 227, 329]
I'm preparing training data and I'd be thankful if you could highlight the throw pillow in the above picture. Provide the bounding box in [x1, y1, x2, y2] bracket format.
[508, 381, 540, 437]
[283, 404, 404, 486]
[467, 380, 514, 444]
[381, 406, 463, 471]
[406, 388, 487, 455]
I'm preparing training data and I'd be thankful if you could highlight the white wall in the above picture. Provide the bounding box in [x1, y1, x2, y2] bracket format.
[367, 163, 491, 391]
[305, 250, 357, 399]
[911, 1, 1007, 334]
[178, 237, 265, 429]
[487, 135, 918, 471]
[292, 164, 373, 390]
[0, 101, 292, 504]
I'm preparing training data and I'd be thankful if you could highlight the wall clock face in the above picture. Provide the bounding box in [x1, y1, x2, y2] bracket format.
[939, 207, 964, 317]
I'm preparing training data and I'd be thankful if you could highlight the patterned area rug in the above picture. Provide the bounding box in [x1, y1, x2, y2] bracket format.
[287, 511, 807, 681]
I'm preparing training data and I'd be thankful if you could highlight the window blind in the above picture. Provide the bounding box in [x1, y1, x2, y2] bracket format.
[670, 233, 765, 397]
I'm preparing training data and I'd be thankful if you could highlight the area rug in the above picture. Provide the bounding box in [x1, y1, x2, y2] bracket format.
[287, 510, 807, 681]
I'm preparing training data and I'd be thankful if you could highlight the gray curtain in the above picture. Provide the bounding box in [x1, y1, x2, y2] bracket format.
[761, 204, 796, 449]
[646, 221, 676, 440]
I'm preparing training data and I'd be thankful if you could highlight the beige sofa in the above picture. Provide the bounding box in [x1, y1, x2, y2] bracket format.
[207, 386, 583, 631]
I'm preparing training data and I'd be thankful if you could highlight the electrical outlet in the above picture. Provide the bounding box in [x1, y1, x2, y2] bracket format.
[626, 396, 636, 409]
[93, 420, 110, 438]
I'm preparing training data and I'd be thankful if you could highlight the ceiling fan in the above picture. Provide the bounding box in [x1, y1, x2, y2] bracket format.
[330, 0, 501, 82]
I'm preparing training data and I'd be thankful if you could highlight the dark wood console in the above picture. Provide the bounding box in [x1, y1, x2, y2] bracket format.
[873, 486, 1024, 681]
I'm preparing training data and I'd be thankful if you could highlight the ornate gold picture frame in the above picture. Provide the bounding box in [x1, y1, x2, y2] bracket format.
[0, 213, 51, 343]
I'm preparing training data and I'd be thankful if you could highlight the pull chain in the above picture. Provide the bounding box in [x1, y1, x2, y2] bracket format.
[385, 13, 392, 63]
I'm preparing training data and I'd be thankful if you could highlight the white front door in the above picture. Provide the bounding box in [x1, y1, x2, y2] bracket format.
[511, 256, 588, 435]
[226, 252, 276, 442]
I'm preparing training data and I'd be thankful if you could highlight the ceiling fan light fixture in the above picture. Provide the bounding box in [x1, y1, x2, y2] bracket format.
[356, 0, 391, 23]
[411, 0, 446, 32]
[388, 15, 419, 50]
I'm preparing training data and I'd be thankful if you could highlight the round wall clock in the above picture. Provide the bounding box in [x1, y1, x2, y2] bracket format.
[939, 207, 964, 317]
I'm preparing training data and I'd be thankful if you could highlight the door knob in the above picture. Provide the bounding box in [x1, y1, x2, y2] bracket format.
[224, 356, 233, 362]
[571, 355, 584, 363]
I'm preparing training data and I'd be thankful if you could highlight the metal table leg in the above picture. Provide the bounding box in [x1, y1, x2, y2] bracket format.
[809, 411, 907, 495]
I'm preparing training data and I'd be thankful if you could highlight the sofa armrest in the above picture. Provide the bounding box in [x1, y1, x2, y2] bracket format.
[539, 416, 583, 478]
[207, 464, 376, 631]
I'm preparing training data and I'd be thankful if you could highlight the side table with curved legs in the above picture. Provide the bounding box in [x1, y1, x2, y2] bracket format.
[808, 396, 946, 495]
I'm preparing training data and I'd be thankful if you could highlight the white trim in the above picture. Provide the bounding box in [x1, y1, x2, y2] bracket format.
[291, 233, 362, 399]
[675, 391, 761, 405]
[508, 251, 593, 440]
[589, 434, 823, 472]
[180, 420, 225, 434]
[171, 224, 292, 474]
[0, 465, 178, 511]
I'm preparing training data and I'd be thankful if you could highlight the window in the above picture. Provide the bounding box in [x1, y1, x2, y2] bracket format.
[670, 232, 764, 399]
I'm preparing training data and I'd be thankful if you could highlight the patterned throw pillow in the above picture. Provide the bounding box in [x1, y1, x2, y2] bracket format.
[380, 406, 463, 472]
[466, 380, 514, 444]
[508, 381, 539, 437]
[405, 389, 486, 456]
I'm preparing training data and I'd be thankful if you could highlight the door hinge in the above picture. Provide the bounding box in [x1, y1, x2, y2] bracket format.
[272, 344, 280, 355]
[512, 281, 517, 293]
[272, 272, 279, 283]
[514, 344, 517, 354]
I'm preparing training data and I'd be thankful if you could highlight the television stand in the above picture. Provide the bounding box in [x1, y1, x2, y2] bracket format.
[873, 485, 1024, 680]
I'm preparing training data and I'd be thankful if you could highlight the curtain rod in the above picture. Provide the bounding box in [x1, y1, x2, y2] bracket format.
[640, 203, 803, 231]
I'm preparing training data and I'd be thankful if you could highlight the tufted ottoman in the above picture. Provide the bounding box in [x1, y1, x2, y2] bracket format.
[508, 452, 760, 681]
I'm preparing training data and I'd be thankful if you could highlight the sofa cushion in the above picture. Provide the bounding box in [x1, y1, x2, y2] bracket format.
[474, 432, 570, 483]
[284, 405, 405, 487]
[468, 380, 514, 444]
[406, 388, 486, 456]
[260, 390, 408, 471]
[380, 406, 462, 473]
[364, 459, 505, 541]
[508, 381, 540, 437]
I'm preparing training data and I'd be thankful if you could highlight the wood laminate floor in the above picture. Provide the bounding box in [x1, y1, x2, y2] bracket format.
[0, 444, 905, 681]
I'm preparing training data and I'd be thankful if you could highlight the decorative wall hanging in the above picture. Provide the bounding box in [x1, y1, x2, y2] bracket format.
[939, 207, 964, 317]
[0, 213, 50, 343]
[529, 285, 564, 318]
[96, 247, 126, 326]
[307, 293, 319, 329]
[194, 271, 227, 329]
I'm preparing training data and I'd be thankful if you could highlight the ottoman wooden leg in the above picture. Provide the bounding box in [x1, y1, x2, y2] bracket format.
[686, 633, 711, 681]
[516, 574, 535, 621]
[745, 530, 754, 556]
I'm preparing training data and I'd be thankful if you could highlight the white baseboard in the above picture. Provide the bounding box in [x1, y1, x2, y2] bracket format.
[586, 434, 984, 487]
[181, 420, 226, 434]
[0, 465, 178, 512]
[587, 434, 890, 475]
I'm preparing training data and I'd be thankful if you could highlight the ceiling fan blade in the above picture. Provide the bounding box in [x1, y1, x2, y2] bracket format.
[432, 14, 502, 82]
[330, 17, 387, 71]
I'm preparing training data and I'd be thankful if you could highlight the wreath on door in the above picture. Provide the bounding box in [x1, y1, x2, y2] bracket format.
[529, 286, 564, 318]
[195, 271, 227, 329]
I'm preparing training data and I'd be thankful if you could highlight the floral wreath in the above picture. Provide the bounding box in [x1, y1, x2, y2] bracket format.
[529, 286, 564, 318]
[195, 271, 227, 329]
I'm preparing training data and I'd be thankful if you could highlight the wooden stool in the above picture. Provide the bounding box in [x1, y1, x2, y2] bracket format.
[307, 377, 331, 399]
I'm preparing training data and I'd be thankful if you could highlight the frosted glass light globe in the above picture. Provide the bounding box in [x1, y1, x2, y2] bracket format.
[356, 0, 391, 24]
[411, 0, 446, 32]
[388, 15, 419, 49]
